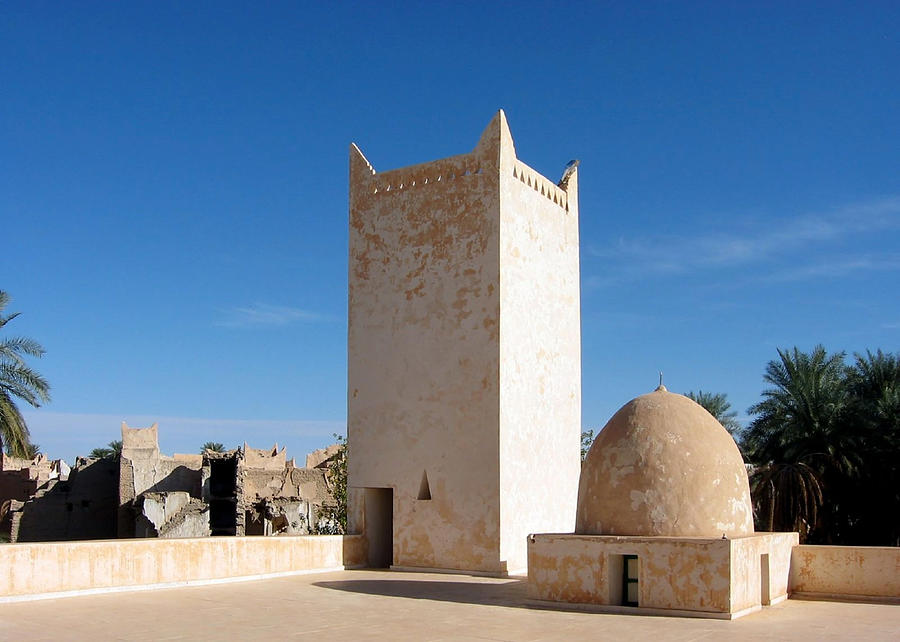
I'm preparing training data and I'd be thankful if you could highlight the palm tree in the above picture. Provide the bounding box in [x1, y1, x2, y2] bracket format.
[744, 346, 855, 542]
[201, 441, 225, 453]
[0, 291, 50, 458]
[580, 429, 595, 462]
[685, 390, 742, 437]
[89, 440, 122, 460]
[842, 350, 900, 545]
[749, 461, 824, 540]
[744, 346, 854, 472]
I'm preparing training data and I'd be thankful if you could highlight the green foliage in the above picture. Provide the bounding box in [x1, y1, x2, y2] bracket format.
[749, 462, 824, 538]
[685, 390, 742, 437]
[316, 434, 347, 534]
[744, 345, 899, 545]
[201, 441, 225, 453]
[89, 440, 123, 460]
[0, 291, 50, 458]
[581, 429, 595, 461]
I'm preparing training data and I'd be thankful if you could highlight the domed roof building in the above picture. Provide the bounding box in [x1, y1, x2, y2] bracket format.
[528, 386, 798, 619]
[576, 385, 753, 538]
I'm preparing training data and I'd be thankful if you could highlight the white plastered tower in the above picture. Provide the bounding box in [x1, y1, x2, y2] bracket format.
[348, 110, 581, 574]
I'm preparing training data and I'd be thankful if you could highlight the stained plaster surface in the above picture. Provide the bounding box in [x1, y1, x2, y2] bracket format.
[528, 533, 797, 616]
[1, 569, 898, 641]
[578, 388, 754, 538]
[498, 118, 581, 572]
[348, 110, 580, 574]
[790, 545, 900, 598]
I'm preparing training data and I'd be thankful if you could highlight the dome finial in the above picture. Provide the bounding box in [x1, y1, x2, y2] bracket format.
[656, 371, 667, 392]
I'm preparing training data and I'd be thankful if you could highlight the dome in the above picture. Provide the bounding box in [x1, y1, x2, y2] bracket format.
[576, 386, 754, 537]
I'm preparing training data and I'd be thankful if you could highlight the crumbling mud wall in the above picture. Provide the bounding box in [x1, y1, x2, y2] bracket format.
[8, 457, 118, 542]
[118, 423, 203, 537]
[206, 444, 336, 537]
[5, 423, 339, 542]
[135, 492, 210, 538]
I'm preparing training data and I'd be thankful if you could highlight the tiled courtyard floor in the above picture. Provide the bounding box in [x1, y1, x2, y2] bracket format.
[1, 569, 898, 641]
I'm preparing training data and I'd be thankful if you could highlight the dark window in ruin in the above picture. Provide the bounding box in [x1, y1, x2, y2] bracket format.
[209, 458, 238, 536]
[81, 499, 91, 508]
[209, 458, 238, 497]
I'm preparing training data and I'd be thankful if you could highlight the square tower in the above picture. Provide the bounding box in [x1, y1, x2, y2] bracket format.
[348, 110, 581, 574]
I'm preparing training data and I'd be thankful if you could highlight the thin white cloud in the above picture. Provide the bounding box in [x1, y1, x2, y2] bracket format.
[757, 255, 900, 283]
[586, 196, 900, 286]
[218, 303, 326, 328]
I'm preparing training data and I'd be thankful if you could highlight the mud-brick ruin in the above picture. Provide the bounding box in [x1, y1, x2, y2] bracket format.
[1, 423, 340, 542]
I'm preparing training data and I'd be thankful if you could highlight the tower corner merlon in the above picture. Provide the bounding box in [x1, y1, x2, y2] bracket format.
[350, 143, 376, 182]
[474, 110, 517, 168]
[562, 167, 578, 215]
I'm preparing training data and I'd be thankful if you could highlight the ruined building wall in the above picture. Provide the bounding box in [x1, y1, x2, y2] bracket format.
[118, 423, 203, 537]
[10, 457, 118, 542]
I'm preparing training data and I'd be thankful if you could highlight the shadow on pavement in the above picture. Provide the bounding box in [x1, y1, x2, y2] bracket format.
[313, 573, 529, 608]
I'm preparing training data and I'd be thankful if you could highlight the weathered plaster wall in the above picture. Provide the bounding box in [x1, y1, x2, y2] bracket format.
[529, 534, 732, 613]
[498, 135, 581, 573]
[729, 532, 797, 611]
[528, 532, 796, 616]
[0, 535, 366, 601]
[348, 118, 503, 572]
[789, 545, 900, 599]
[348, 111, 581, 574]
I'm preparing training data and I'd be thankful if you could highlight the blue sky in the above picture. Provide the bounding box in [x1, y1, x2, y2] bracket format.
[2, 2, 898, 464]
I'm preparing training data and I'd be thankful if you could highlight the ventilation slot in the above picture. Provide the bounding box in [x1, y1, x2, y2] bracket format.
[417, 470, 432, 500]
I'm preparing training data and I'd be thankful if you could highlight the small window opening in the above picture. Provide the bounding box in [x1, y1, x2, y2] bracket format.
[417, 470, 432, 500]
[623, 555, 639, 606]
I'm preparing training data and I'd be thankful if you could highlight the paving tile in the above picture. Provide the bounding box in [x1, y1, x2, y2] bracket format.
[1, 569, 898, 641]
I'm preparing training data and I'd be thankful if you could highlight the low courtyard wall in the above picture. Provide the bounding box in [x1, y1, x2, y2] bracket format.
[0, 534, 365, 602]
[789, 545, 900, 600]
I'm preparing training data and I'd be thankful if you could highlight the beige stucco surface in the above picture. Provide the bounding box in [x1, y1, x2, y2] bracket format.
[577, 387, 754, 538]
[3, 569, 899, 641]
[790, 545, 900, 599]
[729, 532, 798, 611]
[498, 123, 581, 573]
[528, 532, 796, 617]
[348, 111, 580, 574]
[0, 534, 364, 599]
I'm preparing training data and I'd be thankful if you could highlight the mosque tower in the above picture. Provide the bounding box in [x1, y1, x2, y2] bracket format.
[347, 111, 581, 574]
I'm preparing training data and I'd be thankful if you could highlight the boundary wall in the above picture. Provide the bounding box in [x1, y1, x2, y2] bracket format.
[0, 534, 365, 602]
[789, 545, 900, 601]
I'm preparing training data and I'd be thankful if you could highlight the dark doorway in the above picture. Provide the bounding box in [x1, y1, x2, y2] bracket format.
[209, 458, 238, 536]
[365, 488, 393, 568]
